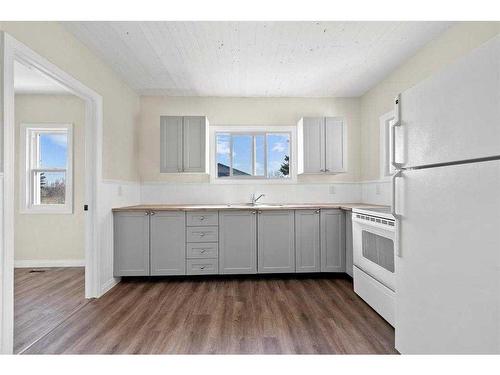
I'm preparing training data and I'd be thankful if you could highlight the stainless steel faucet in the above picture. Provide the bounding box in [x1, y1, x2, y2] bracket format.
[250, 193, 265, 205]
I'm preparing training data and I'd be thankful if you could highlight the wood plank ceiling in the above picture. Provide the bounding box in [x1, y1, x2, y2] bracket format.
[63, 21, 452, 97]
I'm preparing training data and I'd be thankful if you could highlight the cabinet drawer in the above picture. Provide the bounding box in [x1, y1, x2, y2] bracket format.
[187, 242, 218, 259]
[186, 259, 218, 275]
[186, 226, 218, 243]
[187, 211, 218, 226]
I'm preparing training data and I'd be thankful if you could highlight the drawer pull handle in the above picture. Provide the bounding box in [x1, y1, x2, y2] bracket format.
[198, 233, 205, 237]
[200, 266, 206, 270]
[199, 216, 205, 221]
[200, 249, 206, 253]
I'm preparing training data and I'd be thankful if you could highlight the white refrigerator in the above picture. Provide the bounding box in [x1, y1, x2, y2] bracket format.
[393, 34, 500, 354]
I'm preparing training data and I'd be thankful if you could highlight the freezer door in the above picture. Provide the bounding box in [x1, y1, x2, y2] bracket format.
[396, 35, 500, 168]
[395, 160, 500, 354]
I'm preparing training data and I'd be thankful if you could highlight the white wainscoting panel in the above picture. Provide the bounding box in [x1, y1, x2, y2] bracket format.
[98, 180, 141, 296]
[361, 180, 392, 205]
[140, 182, 362, 205]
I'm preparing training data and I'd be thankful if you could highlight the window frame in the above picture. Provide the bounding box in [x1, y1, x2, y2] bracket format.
[20, 123, 74, 214]
[379, 111, 396, 180]
[210, 125, 297, 184]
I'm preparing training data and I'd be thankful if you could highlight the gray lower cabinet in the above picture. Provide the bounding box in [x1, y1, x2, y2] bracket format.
[258, 210, 295, 273]
[320, 209, 345, 272]
[219, 210, 257, 274]
[150, 211, 186, 276]
[345, 211, 353, 277]
[113, 211, 150, 276]
[295, 209, 321, 272]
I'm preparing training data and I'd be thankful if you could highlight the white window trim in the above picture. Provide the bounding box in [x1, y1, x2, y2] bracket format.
[19, 123, 74, 214]
[210, 125, 297, 184]
[379, 111, 396, 181]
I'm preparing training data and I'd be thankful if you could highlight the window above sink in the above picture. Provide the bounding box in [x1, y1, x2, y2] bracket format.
[209, 125, 297, 184]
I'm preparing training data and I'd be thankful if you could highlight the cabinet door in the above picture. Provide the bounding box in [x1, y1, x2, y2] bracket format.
[113, 211, 150, 276]
[345, 211, 353, 277]
[324, 117, 346, 173]
[302, 117, 325, 173]
[219, 210, 257, 274]
[320, 209, 345, 272]
[258, 210, 295, 273]
[182, 116, 207, 172]
[295, 210, 320, 272]
[160, 116, 183, 172]
[150, 211, 186, 275]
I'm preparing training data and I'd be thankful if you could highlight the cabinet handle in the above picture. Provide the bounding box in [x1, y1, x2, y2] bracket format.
[200, 249, 207, 253]
[200, 266, 206, 270]
[144, 212, 150, 216]
[199, 216, 205, 221]
[315, 210, 320, 214]
[258, 211, 262, 214]
[150, 211, 155, 216]
[251, 211, 256, 215]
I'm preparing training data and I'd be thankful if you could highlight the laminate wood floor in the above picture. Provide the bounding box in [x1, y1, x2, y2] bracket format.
[15, 267, 88, 354]
[21, 274, 397, 354]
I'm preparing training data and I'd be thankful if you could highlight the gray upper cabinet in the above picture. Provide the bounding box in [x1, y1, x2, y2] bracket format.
[345, 211, 353, 277]
[113, 211, 150, 276]
[320, 209, 345, 272]
[160, 116, 208, 173]
[324, 117, 345, 173]
[295, 209, 321, 273]
[300, 117, 325, 173]
[258, 210, 295, 273]
[219, 210, 257, 274]
[150, 211, 186, 276]
[160, 116, 183, 173]
[298, 117, 346, 174]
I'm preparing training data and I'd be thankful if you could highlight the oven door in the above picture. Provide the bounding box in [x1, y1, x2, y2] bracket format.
[352, 216, 396, 291]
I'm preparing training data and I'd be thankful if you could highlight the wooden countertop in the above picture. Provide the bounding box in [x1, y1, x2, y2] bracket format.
[112, 203, 387, 212]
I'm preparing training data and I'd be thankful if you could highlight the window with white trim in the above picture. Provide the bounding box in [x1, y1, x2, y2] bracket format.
[215, 132, 291, 179]
[20, 123, 73, 213]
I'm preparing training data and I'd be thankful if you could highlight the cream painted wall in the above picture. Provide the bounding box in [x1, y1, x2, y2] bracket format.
[360, 22, 500, 181]
[0, 22, 140, 181]
[14, 94, 85, 262]
[139, 96, 361, 183]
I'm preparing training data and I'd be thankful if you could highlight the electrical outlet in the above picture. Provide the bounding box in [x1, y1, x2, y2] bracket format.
[329, 185, 336, 194]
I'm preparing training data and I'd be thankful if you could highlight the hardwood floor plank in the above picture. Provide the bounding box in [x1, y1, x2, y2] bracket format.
[14, 267, 87, 354]
[21, 274, 397, 354]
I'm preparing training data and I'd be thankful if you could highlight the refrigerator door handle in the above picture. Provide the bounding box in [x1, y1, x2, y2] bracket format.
[391, 170, 403, 257]
[391, 94, 404, 170]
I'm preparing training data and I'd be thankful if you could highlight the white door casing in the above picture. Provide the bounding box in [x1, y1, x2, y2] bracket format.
[1, 32, 103, 354]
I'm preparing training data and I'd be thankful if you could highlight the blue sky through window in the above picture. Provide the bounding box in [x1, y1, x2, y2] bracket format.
[39, 132, 67, 184]
[267, 134, 289, 178]
[216, 132, 290, 178]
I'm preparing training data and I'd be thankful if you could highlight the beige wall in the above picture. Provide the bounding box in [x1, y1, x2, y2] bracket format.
[14, 94, 85, 261]
[0, 22, 140, 181]
[360, 22, 500, 181]
[139, 96, 361, 183]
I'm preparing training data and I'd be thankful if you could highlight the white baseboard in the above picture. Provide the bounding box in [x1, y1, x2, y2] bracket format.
[14, 259, 85, 268]
[99, 277, 121, 297]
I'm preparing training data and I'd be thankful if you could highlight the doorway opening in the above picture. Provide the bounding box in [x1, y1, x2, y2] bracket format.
[2, 33, 103, 354]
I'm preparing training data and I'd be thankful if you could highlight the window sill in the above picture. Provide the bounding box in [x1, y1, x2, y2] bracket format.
[210, 177, 297, 185]
[20, 206, 73, 215]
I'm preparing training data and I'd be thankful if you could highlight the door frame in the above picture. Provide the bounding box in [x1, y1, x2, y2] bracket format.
[1, 32, 103, 353]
